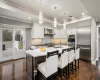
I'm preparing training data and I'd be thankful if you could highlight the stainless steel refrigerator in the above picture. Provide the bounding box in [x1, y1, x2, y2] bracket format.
[77, 25, 91, 61]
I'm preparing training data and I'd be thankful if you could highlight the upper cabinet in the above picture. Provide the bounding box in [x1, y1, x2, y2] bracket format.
[67, 28, 76, 35]
[60, 28, 67, 38]
[54, 28, 67, 38]
[31, 23, 44, 38]
[53, 28, 61, 38]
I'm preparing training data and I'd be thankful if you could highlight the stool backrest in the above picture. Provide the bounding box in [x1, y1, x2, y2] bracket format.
[46, 50, 59, 77]
[68, 49, 75, 63]
[75, 48, 80, 60]
[60, 49, 69, 68]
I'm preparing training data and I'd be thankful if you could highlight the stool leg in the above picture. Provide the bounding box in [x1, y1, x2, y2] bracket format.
[66, 67, 67, 78]
[60, 69, 63, 80]
[78, 59, 79, 68]
[37, 70, 39, 80]
[72, 62, 74, 73]
[68, 64, 70, 78]
[75, 60, 77, 71]
[55, 73, 57, 80]
[66, 66, 69, 79]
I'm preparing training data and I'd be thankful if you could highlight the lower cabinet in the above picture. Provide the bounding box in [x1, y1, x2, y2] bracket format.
[26, 54, 46, 80]
[26, 54, 33, 80]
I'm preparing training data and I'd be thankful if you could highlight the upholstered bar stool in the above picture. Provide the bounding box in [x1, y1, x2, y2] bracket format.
[58, 48, 69, 80]
[37, 50, 59, 80]
[74, 47, 80, 70]
[68, 48, 75, 75]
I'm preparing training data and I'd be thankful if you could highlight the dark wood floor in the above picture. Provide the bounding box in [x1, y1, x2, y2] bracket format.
[0, 59, 96, 80]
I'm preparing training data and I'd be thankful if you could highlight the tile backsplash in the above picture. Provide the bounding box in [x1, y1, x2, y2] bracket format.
[31, 38, 67, 46]
[31, 38, 43, 46]
[52, 39, 67, 45]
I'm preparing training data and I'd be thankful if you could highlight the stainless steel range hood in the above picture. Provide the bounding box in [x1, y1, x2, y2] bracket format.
[44, 28, 55, 35]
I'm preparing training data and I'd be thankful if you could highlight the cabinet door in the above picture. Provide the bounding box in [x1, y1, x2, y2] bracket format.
[67, 28, 76, 35]
[60, 29, 67, 38]
[31, 23, 44, 38]
[54, 28, 61, 38]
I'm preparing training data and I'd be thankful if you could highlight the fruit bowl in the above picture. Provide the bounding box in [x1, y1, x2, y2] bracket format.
[40, 47, 46, 52]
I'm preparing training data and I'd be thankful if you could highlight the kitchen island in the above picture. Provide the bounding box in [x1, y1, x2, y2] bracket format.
[26, 45, 71, 80]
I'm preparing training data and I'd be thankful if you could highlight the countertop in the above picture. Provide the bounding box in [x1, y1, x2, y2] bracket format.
[26, 45, 71, 57]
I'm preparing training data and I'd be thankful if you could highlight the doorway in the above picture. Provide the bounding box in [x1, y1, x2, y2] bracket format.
[2, 28, 13, 61]
[0, 27, 26, 62]
[13, 28, 26, 59]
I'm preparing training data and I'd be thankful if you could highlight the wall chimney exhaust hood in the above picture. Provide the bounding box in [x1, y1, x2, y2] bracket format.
[44, 28, 55, 35]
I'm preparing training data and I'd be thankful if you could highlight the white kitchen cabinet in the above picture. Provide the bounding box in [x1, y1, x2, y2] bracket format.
[53, 28, 61, 38]
[31, 23, 44, 38]
[53, 28, 67, 38]
[67, 28, 76, 35]
[60, 28, 67, 38]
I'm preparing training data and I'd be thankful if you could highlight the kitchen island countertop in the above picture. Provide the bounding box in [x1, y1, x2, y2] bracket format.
[26, 45, 71, 57]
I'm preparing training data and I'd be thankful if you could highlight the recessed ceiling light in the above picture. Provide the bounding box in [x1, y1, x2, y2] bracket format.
[82, 13, 85, 16]
[63, 12, 67, 15]
[52, 5, 59, 10]
[28, 17, 31, 20]
[70, 16, 74, 20]
[54, 6, 57, 9]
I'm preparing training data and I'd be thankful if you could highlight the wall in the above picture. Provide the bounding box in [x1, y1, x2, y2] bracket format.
[0, 27, 2, 60]
[44, 35, 52, 44]
[91, 19, 97, 63]
[26, 28, 31, 49]
[0, 17, 32, 28]
[0, 17, 32, 50]
[43, 23, 54, 44]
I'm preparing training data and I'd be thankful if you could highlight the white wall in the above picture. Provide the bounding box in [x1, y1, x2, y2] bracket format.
[67, 19, 92, 29]
[0, 17, 32, 51]
[91, 19, 97, 62]
[0, 27, 2, 60]
[26, 28, 31, 49]
[31, 23, 44, 38]
[44, 35, 52, 44]
[0, 17, 32, 28]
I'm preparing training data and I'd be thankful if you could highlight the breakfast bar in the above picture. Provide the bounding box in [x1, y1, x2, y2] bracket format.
[26, 46, 71, 80]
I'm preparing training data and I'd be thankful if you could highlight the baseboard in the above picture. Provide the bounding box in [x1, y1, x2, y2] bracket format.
[96, 57, 99, 61]
[91, 60, 96, 66]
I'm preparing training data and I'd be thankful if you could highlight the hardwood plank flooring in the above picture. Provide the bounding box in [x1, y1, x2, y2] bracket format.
[0, 59, 96, 80]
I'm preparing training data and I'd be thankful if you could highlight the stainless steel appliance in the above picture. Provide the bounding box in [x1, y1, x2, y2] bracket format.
[68, 35, 75, 47]
[77, 25, 91, 61]
[44, 28, 55, 35]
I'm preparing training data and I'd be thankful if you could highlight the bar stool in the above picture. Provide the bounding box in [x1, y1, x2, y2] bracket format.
[74, 47, 80, 70]
[37, 50, 59, 80]
[58, 48, 69, 80]
[68, 48, 75, 75]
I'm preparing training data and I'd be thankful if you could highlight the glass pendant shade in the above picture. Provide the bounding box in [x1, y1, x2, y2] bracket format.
[54, 18, 57, 27]
[63, 21, 66, 30]
[39, 11, 43, 24]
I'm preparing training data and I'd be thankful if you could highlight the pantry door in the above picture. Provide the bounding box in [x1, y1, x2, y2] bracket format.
[13, 28, 26, 59]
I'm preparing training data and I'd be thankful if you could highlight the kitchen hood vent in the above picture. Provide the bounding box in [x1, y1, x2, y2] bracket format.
[44, 28, 55, 35]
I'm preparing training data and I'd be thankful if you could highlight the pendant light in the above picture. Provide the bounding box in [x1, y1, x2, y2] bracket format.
[63, 20, 66, 30]
[54, 18, 57, 27]
[39, 0, 44, 24]
[53, 6, 58, 27]
[39, 11, 43, 24]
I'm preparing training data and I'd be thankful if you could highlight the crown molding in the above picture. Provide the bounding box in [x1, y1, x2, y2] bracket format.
[0, 14, 32, 24]
[2, 0, 53, 21]
[0, 22, 31, 28]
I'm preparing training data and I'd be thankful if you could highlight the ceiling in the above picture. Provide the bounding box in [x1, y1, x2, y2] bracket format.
[3, 0, 89, 23]
[80, 0, 100, 22]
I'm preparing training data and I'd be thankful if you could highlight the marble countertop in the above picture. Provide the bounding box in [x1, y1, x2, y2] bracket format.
[25, 45, 71, 57]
